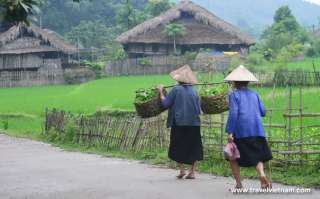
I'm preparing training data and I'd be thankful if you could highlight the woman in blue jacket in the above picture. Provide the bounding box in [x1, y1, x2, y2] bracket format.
[158, 65, 203, 179]
[225, 65, 272, 189]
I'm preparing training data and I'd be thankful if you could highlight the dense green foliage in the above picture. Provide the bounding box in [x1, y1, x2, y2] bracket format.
[115, 0, 146, 31]
[259, 6, 307, 58]
[135, 88, 159, 104]
[246, 6, 314, 68]
[145, 0, 172, 17]
[306, 38, 320, 57]
[81, 60, 104, 78]
[199, 84, 229, 96]
[65, 21, 117, 49]
[37, 0, 172, 49]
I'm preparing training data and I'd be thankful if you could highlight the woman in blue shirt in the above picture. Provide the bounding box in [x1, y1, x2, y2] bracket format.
[158, 65, 203, 179]
[225, 65, 272, 189]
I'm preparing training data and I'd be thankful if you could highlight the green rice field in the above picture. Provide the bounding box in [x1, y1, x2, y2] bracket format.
[0, 74, 319, 137]
[252, 57, 320, 71]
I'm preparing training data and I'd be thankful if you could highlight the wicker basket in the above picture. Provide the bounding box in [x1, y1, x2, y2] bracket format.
[134, 91, 166, 118]
[201, 92, 229, 114]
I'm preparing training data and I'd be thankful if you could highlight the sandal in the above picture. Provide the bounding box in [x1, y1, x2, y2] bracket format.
[176, 173, 186, 179]
[260, 176, 272, 189]
[228, 184, 243, 192]
[235, 184, 243, 189]
[185, 173, 195, 179]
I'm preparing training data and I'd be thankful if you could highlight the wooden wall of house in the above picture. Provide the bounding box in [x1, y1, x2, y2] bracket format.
[0, 56, 65, 87]
[0, 54, 43, 69]
[126, 43, 169, 58]
[126, 44, 248, 58]
[125, 42, 248, 58]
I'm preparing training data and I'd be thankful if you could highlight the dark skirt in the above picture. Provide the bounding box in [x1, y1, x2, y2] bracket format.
[234, 136, 273, 167]
[168, 126, 203, 165]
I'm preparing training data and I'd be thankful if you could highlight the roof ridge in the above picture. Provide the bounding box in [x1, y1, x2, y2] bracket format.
[0, 23, 77, 54]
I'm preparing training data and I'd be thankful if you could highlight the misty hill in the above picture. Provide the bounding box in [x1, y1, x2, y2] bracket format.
[175, 0, 320, 37]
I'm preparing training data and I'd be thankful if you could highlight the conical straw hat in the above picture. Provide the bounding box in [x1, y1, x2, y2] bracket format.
[224, 65, 258, 82]
[170, 64, 198, 84]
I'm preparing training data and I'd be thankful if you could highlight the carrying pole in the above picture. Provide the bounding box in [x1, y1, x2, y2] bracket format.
[135, 82, 226, 93]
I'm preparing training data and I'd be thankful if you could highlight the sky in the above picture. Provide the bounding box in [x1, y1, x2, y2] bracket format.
[305, 0, 320, 5]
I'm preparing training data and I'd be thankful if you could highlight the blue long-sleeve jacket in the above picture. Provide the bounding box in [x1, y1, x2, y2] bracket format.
[226, 88, 267, 139]
[162, 85, 201, 128]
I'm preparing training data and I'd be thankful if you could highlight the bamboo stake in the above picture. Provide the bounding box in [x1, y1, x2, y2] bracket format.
[299, 87, 303, 166]
[268, 83, 276, 141]
[283, 113, 320, 117]
[287, 86, 293, 167]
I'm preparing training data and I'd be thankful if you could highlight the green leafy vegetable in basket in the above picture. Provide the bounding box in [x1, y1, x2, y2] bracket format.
[200, 84, 229, 114]
[199, 84, 229, 96]
[134, 87, 166, 118]
[135, 88, 158, 104]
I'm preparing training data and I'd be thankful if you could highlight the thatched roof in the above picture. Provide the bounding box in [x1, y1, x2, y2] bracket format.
[0, 23, 77, 54]
[116, 0, 255, 45]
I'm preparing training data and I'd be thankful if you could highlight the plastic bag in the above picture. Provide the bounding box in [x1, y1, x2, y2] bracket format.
[223, 142, 240, 160]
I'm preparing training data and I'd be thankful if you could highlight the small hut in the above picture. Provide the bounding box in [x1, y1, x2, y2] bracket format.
[0, 23, 77, 87]
[116, 0, 256, 58]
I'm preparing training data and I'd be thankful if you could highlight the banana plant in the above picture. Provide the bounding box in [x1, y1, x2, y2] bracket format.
[0, 0, 88, 25]
[0, 0, 43, 25]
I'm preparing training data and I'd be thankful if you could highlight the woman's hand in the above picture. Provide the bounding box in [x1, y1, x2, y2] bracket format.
[157, 85, 166, 101]
[157, 85, 165, 93]
[227, 134, 234, 143]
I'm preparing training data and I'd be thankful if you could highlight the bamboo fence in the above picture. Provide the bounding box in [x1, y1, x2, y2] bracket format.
[44, 86, 320, 167]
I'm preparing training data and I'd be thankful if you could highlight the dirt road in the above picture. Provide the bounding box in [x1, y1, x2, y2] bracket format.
[0, 134, 318, 199]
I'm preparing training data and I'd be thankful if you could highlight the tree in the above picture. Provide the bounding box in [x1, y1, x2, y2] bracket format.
[164, 23, 186, 54]
[116, 0, 146, 31]
[259, 6, 308, 59]
[65, 20, 116, 49]
[145, 0, 172, 17]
